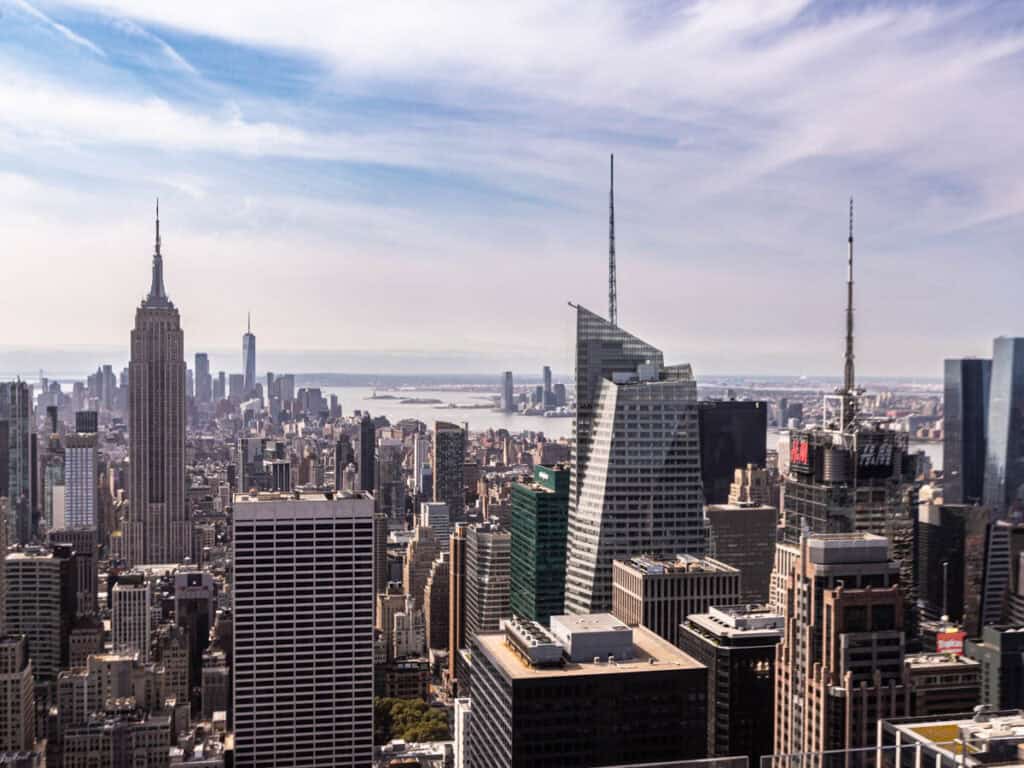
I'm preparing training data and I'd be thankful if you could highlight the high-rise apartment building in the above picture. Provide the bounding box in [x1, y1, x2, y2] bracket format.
[679, 605, 783, 765]
[194, 352, 212, 404]
[774, 534, 909, 760]
[500, 371, 514, 413]
[433, 421, 466, 519]
[705, 502, 777, 604]
[464, 523, 510, 642]
[565, 307, 705, 614]
[542, 365, 553, 406]
[510, 464, 569, 624]
[242, 314, 256, 395]
[984, 337, 1024, 514]
[233, 491, 374, 767]
[63, 433, 97, 529]
[467, 614, 707, 768]
[111, 573, 152, 662]
[124, 206, 189, 566]
[611, 555, 741, 647]
[699, 399, 767, 505]
[944, 358, 992, 505]
[0, 381, 34, 545]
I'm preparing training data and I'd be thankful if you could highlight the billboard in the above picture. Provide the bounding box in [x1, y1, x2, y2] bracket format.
[936, 630, 966, 656]
[790, 437, 812, 474]
[856, 439, 896, 479]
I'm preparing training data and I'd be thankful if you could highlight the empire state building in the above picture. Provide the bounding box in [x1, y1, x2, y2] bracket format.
[124, 203, 190, 566]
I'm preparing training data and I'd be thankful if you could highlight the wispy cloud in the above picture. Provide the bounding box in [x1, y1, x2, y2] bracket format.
[9, 0, 105, 56]
[1, 1, 1022, 375]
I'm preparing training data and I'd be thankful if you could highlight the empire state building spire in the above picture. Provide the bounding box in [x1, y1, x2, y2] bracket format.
[147, 198, 169, 305]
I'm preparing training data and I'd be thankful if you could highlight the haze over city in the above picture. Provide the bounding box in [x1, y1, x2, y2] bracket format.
[3, 1, 1024, 375]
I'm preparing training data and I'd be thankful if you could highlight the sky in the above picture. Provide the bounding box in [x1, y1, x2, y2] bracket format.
[1, 0, 1023, 378]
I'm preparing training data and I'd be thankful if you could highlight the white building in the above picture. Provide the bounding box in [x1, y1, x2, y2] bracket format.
[111, 573, 152, 662]
[233, 491, 374, 767]
[420, 502, 450, 553]
[64, 433, 97, 528]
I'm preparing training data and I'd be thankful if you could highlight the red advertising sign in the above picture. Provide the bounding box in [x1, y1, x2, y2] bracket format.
[936, 631, 966, 656]
[790, 438, 810, 471]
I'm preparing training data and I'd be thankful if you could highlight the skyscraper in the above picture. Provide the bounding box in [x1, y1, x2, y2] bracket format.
[124, 204, 189, 566]
[564, 306, 705, 614]
[774, 533, 909, 759]
[542, 365, 552, 406]
[194, 352, 212, 404]
[111, 573, 152, 662]
[500, 371, 514, 413]
[510, 464, 569, 624]
[464, 523, 510, 641]
[64, 433, 97, 529]
[0, 381, 34, 545]
[433, 421, 466, 519]
[698, 399, 767, 505]
[242, 313, 256, 395]
[945, 358, 992, 506]
[359, 414, 375, 492]
[232, 491, 374, 767]
[984, 337, 1024, 514]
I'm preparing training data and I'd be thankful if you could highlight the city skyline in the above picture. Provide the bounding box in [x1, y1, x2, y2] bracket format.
[3, 1, 1024, 376]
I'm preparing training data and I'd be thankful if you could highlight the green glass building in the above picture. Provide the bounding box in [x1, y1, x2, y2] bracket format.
[510, 464, 569, 624]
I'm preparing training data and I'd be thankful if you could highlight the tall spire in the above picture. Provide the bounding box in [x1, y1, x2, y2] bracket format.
[608, 154, 617, 327]
[843, 197, 855, 394]
[147, 198, 168, 304]
[247, 311, 251, 334]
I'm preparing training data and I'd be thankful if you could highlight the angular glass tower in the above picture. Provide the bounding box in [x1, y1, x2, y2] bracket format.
[944, 358, 991, 505]
[984, 337, 1024, 515]
[564, 306, 704, 614]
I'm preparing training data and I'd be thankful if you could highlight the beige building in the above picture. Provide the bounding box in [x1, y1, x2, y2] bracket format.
[611, 554, 741, 647]
[774, 533, 910, 762]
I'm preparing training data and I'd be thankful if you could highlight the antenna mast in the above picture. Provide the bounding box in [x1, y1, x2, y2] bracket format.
[608, 154, 617, 326]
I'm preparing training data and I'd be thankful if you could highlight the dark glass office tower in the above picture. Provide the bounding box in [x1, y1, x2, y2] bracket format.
[985, 338, 1024, 515]
[944, 358, 991, 505]
[698, 400, 767, 504]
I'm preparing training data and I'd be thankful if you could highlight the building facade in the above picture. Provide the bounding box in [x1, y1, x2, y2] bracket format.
[510, 465, 569, 624]
[463, 523, 510, 642]
[467, 614, 707, 768]
[984, 337, 1024, 514]
[698, 399, 767, 505]
[566, 307, 705, 614]
[433, 422, 466, 519]
[232, 491, 374, 767]
[705, 502, 777, 604]
[944, 358, 991, 505]
[611, 555, 741, 647]
[679, 605, 782, 765]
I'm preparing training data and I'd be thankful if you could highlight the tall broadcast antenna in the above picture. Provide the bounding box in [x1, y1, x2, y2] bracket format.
[608, 154, 617, 326]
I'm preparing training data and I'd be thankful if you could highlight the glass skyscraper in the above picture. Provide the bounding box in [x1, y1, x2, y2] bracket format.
[944, 358, 991, 505]
[565, 306, 705, 614]
[984, 337, 1024, 515]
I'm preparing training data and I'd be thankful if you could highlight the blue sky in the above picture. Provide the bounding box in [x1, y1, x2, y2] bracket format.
[1, 0, 1023, 376]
